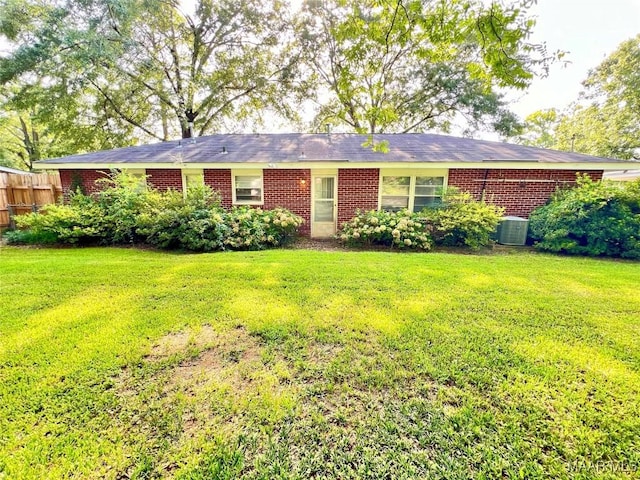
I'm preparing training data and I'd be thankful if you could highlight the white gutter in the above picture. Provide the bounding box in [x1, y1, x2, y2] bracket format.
[33, 161, 636, 171]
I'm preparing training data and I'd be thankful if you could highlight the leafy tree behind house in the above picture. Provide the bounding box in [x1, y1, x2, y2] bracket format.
[513, 108, 559, 149]
[513, 35, 640, 159]
[0, 0, 299, 144]
[0, 81, 136, 170]
[296, 0, 561, 135]
[1, 0, 560, 155]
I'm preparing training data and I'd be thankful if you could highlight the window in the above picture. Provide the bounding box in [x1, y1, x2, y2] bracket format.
[126, 169, 147, 191]
[181, 169, 204, 198]
[413, 176, 444, 211]
[381, 176, 411, 211]
[380, 172, 446, 212]
[183, 171, 204, 189]
[233, 171, 263, 205]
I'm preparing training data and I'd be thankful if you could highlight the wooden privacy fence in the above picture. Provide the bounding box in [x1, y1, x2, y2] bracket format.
[0, 172, 63, 228]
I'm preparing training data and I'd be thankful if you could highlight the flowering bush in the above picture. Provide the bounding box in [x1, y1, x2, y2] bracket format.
[338, 189, 503, 251]
[338, 209, 433, 250]
[223, 207, 304, 250]
[8, 171, 304, 252]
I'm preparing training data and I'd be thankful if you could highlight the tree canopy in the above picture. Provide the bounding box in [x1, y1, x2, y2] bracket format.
[511, 108, 557, 149]
[0, 0, 561, 161]
[514, 35, 640, 160]
[297, 0, 558, 135]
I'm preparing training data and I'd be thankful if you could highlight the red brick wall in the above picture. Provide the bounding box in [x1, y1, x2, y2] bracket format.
[448, 169, 604, 217]
[263, 169, 311, 235]
[204, 169, 233, 209]
[59, 169, 111, 196]
[58, 167, 606, 231]
[337, 168, 380, 226]
[146, 169, 183, 192]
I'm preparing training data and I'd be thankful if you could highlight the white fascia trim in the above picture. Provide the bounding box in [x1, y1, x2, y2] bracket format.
[33, 161, 636, 171]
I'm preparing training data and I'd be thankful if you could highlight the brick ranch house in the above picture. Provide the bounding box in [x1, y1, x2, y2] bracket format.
[36, 133, 633, 238]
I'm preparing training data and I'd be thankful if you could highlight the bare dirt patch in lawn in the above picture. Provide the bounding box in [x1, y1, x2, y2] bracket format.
[116, 325, 267, 403]
[114, 327, 427, 477]
[114, 325, 288, 475]
[148, 324, 221, 359]
[164, 326, 265, 395]
[306, 341, 345, 363]
[123, 325, 271, 402]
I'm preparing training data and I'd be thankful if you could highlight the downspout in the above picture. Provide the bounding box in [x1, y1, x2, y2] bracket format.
[481, 169, 490, 200]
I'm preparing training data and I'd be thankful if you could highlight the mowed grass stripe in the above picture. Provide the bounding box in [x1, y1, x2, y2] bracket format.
[0, 247, 638, 479]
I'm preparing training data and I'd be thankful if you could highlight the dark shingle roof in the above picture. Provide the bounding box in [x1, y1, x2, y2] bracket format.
[36, 133, 631, 165]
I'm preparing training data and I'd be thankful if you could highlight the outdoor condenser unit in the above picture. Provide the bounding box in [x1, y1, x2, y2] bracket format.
[497, 216, 529, 246]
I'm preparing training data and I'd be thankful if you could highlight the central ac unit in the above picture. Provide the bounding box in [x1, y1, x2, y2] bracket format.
[497, 216, 529, 246]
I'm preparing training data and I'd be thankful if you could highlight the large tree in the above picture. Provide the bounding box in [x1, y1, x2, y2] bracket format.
[0, 0, 299, 142]
[513, 35, 640, 159]
[1, 0, 564, 151]
[512, 108, 558, 149]
[296, 0, 560, 136]
[0, 79, 134, 170]
[555, 35, 640, 159]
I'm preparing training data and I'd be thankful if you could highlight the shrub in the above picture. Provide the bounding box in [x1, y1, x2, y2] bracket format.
[338, 190, 502, 251]
[2, 228, 59, 245]
[338, 209, 433, 250]
[94, 172, 156, 244]
[137, 193, 302, 252]
[422, 190, 504, 249]
[136, 185, 224, 251]
[12, 172, 304, 252]
[221, 207, 304, 250]
[14, 171, 149, 245]
[528, 176, 640, 259]
[15, 201, 107, 245]
[257, 207, 305, 247]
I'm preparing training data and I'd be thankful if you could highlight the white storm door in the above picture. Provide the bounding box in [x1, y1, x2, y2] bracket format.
[311, 175, 337, 238]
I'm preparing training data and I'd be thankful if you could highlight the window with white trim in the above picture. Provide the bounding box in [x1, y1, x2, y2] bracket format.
[183, 170, 204, 190]
[380, 173, 445, 212]
[233, 171, 263, 205]
[127, 169, 147, 190]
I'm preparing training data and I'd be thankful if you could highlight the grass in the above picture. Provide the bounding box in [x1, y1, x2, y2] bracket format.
[0, 246, 638, 479]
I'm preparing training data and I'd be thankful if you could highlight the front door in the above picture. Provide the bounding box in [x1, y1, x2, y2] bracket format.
[311, 175, 337, 238]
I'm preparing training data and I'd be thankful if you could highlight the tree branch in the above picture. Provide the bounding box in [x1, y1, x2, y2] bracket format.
[90, 80, 164, 140]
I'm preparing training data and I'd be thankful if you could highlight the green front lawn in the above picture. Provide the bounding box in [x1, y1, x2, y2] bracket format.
[0, 247, 638, 479]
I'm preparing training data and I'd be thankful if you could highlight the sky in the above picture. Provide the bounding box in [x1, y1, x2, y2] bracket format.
[505, 0, 640, 119]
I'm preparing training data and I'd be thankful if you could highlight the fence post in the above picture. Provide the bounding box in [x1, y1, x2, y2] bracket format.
[8, 204, 15, 229]
[6, 185, 15, 205]
[28, 176, 36, 212]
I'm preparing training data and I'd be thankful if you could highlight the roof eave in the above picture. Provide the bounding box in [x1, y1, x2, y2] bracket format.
[33, 160, 634, 171]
